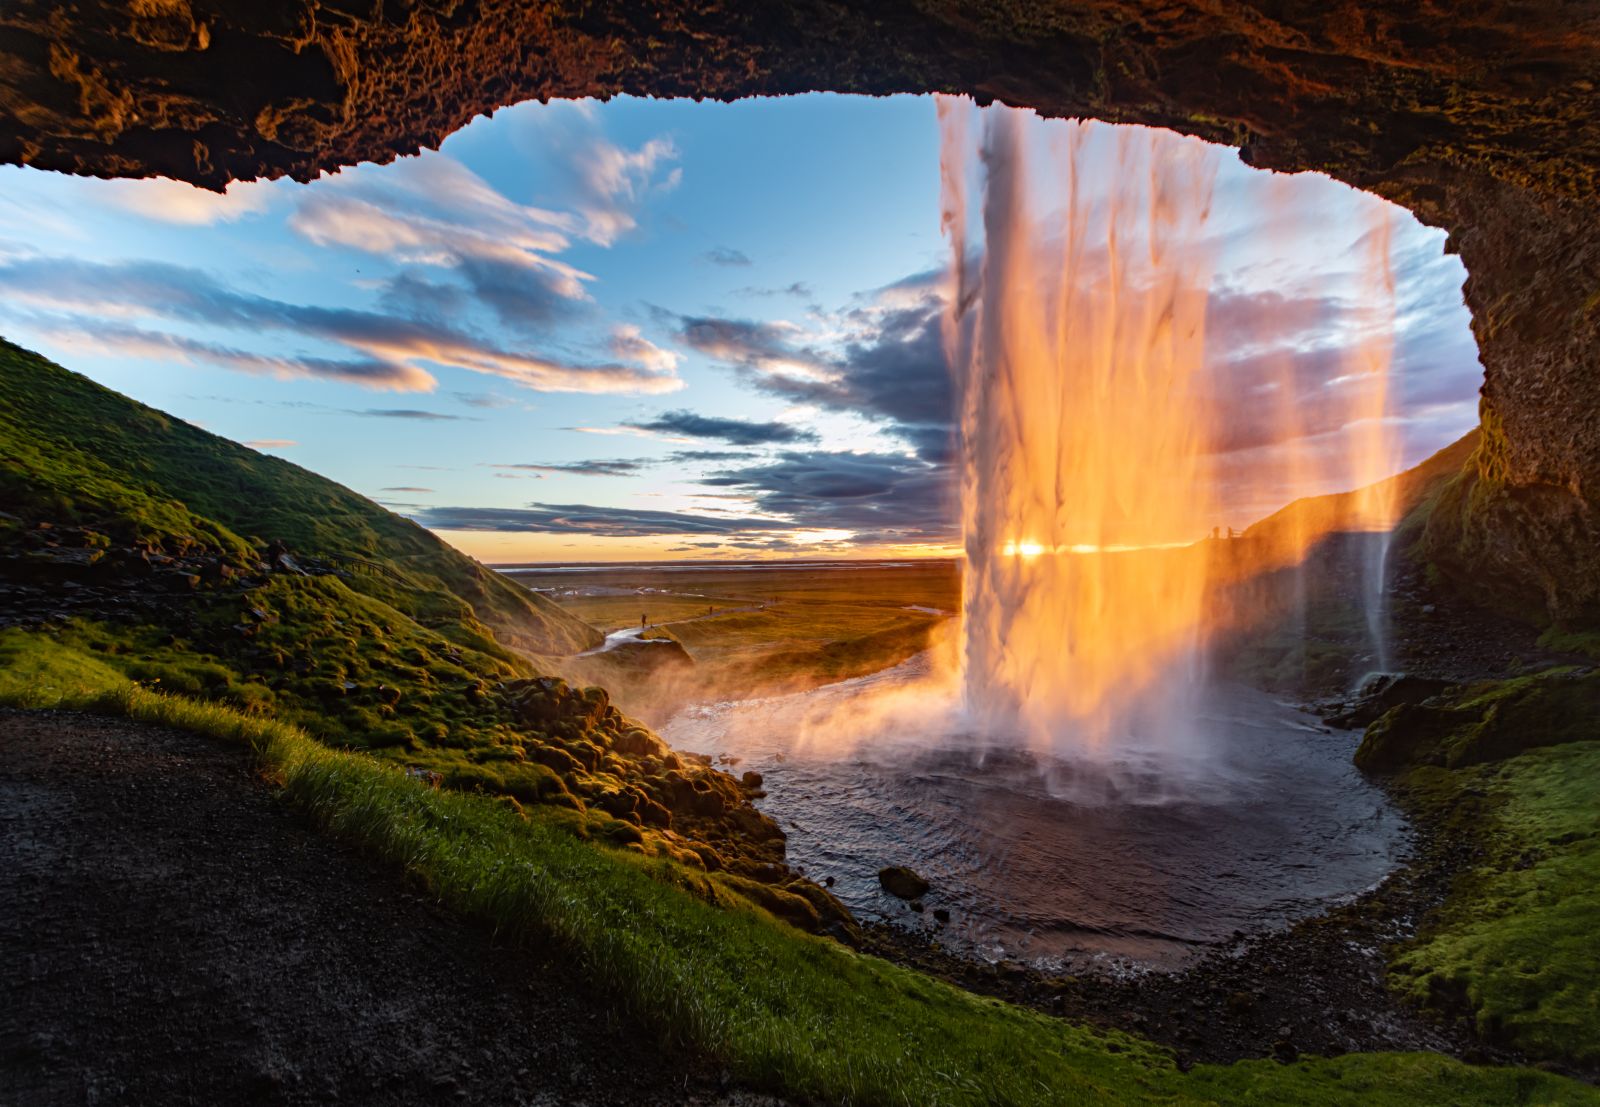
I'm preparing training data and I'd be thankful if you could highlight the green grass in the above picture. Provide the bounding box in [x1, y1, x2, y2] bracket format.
[1392, 743, 1600, 1065]
[1537, 626, 1600, 660]
[3, 631, 1590, 1106]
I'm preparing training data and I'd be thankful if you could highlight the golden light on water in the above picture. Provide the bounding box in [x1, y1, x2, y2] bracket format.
[939, 100, 1400, 752]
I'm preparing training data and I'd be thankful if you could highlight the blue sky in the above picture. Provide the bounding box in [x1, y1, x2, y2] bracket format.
[0, 94, 1481, 562]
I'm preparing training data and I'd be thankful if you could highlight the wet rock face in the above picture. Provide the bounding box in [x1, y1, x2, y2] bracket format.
[2, 0, 1598, 617]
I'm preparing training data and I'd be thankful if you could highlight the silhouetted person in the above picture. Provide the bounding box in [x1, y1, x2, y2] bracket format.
[641, 613, 647, 629]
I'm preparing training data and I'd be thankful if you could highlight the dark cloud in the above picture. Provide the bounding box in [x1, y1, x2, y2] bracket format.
[375, 260, 582, 336]
[624, 409, 819, 446]
[1196, 284, 1481, 457]
[456, 255, 587, 333]
[675, 293, 954, 462]
[666, 449, 751, 463]
[412, 503, 799, 537]
[376, 271, 470, 326]
[675, 252, 1473, 476]
[676, 315, 831, 377]
[491, 460, 646, 477]
[704, 247, 753, 267]
[701, 450, 954, 544]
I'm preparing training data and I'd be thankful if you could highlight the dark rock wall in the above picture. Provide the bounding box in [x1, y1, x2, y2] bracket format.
[3, 0, 1598, 617]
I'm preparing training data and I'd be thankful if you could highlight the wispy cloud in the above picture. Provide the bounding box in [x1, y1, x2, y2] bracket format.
[572, 136, 680, 246]
[704, 246, 752, 267]
[244, 438, 296, 450]
[288, 160, 594, 334]
[608, 324, 680, 373]
[36, 319, 431, 390]
[97, 178, 278, 226]
[566, 423, 694, 444]
[356, 408, 473, 421]
[413, 502, 799, 538]
[453, 391, 519, 409]
[736, 281, 813, 299]
[490, 459, 646, 477]
[0, 256, 682, 395]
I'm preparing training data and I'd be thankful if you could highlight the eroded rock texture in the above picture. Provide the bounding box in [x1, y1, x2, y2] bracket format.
[2, 1, 1598, 618]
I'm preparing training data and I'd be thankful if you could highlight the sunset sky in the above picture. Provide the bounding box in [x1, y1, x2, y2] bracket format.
[0, 94, 1481, 563]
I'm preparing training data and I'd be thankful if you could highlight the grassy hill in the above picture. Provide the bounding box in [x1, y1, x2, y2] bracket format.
[0, 339, 599, 659]
[1210, 432, 1487, 693]
[1242, 430, 1480, 550]
[0, 340, 838, 918]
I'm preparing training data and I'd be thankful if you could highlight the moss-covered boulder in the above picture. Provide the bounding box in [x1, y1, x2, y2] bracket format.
[1357, 668, 1600, 772]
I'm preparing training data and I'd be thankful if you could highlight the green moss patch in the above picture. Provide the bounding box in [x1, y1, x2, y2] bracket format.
[1393, 743, 1600, 1065]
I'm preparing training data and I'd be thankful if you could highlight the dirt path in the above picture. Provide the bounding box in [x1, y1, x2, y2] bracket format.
[0, 709, 774, 1106]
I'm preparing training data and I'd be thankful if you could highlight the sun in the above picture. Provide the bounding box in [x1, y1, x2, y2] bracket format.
[1002, 539, 1047, 558]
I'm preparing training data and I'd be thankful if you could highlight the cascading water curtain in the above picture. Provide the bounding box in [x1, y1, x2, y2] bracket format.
[938, 99, 1402, 755]
[939, 99, 1223, 758]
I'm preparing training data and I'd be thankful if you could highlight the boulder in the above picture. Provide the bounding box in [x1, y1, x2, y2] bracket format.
[1327, 673, 1458, 730]
[878, 865, 931, 900]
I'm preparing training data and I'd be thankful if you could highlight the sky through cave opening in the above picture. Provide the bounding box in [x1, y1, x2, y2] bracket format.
[0, 92, 1481, 572]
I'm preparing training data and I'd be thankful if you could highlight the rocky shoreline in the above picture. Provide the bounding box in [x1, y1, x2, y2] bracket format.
[855, 768, 1488, 1072]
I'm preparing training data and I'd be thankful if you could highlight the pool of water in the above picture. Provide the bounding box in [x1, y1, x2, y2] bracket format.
[661, 654, 1409, 972]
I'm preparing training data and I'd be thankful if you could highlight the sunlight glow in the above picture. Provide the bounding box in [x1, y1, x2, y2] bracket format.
[941, 102, 1400, 751]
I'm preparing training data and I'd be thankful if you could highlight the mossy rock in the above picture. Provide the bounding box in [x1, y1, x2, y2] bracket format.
[529, 743, 584, 776]
[601, 818, 645, 846]
[1357, 704, 1464, 771]
[1358, 668, 1600, 772]
[499, 761, 570, 804]
[613, 726, 670, 759]
[718, 873, 823, 933]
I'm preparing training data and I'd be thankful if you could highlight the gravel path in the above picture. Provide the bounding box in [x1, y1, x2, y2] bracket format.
[0, 709, 775, 1106]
